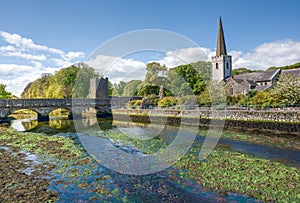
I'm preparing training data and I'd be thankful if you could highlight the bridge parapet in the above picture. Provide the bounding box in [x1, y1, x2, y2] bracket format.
[0, 98, 112, 108]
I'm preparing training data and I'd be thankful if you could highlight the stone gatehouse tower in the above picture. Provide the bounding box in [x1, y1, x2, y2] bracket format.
[211, 17, 232, 81]
[88, 77, 109, 98]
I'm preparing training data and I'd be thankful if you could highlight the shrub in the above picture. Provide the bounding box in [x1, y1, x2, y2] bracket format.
[158, 97, 178, 107]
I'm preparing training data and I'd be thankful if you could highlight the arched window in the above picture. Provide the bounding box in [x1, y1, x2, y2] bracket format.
[216, 63, 219, 69]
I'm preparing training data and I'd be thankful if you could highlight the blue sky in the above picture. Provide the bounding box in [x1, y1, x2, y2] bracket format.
[1, 0, 300, 96]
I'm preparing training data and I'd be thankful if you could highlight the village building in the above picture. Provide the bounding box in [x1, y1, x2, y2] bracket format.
[211, 17, 300, 96]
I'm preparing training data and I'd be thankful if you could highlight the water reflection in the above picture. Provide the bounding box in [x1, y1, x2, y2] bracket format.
[10, 119, 38, 131]
[10, 118, 74, 132]
[8, 117, 300, 169]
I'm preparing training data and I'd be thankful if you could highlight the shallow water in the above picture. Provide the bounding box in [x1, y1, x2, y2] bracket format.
[6, 118, 300, 202]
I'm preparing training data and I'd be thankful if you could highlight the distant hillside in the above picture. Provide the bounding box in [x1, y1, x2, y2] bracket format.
[232, 68, 263, 76]
[21, 63, 99, 98]
[267, 62, 300, 71]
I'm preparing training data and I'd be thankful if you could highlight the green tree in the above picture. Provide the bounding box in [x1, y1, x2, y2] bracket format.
[169, 61, 210, 95]
[112, 81, 127, 96]
[73, 64, 99, 98]
[250, 91, 277, 107]
[55, 65, 80, 98]
[0, 83, 13, 99]
[165, 68, 193, 96]
[21, 63, 99, 98]
[267, 62, 300, 71]
[197, 89, 211, 105]
[122, 80, 142, 96]
[144, 62, 167, 86]
[271, 73, 300, 104]
[232, 68, 263, 75]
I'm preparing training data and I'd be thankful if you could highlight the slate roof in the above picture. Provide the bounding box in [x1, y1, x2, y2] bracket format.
[252, 85, 272, 91]
[281, 68, 300, 78]
[233, 69, 280, 82]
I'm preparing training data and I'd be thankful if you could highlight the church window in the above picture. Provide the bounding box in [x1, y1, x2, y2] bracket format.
[216, 63, 219, 69]
[229, 87, 233, 95]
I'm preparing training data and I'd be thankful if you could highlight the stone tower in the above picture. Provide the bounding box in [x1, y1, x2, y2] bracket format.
[88, 77, 109, 98]
[211, 17, 232, 81]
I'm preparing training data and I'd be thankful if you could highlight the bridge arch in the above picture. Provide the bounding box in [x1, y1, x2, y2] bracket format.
[49, 107, 72, 119]
[8, 108, 38, 120]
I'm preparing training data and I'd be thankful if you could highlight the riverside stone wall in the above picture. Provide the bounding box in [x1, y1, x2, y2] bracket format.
[112, 109, 300, 133]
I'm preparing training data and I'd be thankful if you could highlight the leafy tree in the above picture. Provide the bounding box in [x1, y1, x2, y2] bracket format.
[112, 81, 127, 96]
[249, 91, 277, 107]
[137, 84, 171, 97]
[197, 90, 211, 105]
[232, 68, 263, 75]
[226, 94, 246, 105]
[267, 62, 300, 71]
[122, 80, 142, 96]
[137, 84, 160, 96]
[108, 81, 113, 96]
[55, 65, 80, 98]
[73, 64, 99, 98]
[21, 63, 99, 98]
[165, 68, 193, 96]
[0, 83, 13, 99]
[271, 73, 300, 104]
[144, 62, 167, 86]
[166, 61, 211, 96]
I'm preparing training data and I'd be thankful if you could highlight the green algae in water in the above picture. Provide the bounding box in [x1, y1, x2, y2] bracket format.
[175, 146, 300, 202]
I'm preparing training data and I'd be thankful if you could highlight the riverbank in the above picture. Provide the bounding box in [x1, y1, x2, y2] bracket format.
[112, 109, 300, 133]
[0, 127, 81, 202]
[0, 126, 300, 202]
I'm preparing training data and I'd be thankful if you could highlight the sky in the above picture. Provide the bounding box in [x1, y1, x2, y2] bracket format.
[1, 0, 300, 96]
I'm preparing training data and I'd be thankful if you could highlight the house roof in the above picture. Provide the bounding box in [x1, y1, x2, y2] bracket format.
[281, 68, 300, 78]
[252, 84, 272, 91]
[225, 77, 256, 85]
[233, 69, 280, 82]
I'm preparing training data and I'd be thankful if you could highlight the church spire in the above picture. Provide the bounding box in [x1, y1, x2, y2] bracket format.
[216, 17, 227, 57]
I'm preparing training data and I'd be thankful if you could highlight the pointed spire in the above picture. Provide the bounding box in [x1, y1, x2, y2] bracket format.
[216, 17, 227, 57]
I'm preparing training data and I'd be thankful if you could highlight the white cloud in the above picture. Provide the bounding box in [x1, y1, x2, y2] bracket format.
[0, 31, 85, 64]
[86, 55, 146, 83]
[2, 30, 300, 97]
[31, 61, 42, 68]
[0, 45, 16, 52]
[2, 51, 46, 61]
[157, 47, 213, 68]
[232, 39, 300, 70]
[52, 58, 73, 68]
[0, 31, 64, 55]
[0, 64, 60, 96]
[0, 31, 86, 96]
[63, 51, 85, 61]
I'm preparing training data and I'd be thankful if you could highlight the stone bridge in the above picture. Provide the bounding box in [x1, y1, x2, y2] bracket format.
[0, 97, 140, 122]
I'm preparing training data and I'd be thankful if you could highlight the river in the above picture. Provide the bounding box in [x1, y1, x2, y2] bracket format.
[5, 117, 300, 202]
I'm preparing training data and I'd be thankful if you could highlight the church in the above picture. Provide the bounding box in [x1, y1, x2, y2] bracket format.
[211, 17, 296, 96]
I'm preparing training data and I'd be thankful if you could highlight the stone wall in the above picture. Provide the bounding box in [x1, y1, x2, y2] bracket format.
[112, 109, 300, 123]
[111, 109, 300, 133]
